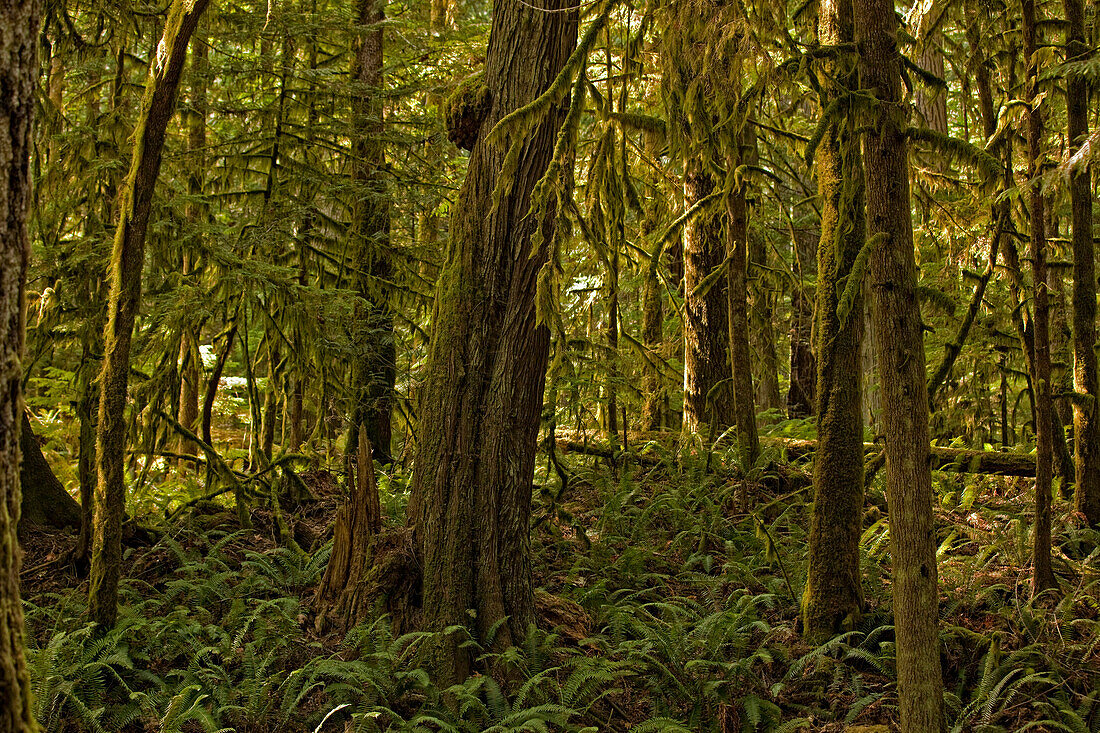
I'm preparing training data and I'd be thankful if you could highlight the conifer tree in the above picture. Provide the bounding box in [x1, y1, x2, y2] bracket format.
[89, 0, 210, 628]
[408, 0, 579, 682]
[854, 0, 945, 727]
[802, 0, 866, 641]
[0, 0, 40, 727]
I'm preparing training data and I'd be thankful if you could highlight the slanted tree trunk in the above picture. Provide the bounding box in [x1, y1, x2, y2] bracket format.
[406, 0, 577, 683]
[855, 1, 946, 728]
[802, 0, 865, 641]
[727, 183, 759, 466]
[348, 0, 395, 466]
[0, 0, 38, 725]
[18, 412, 80, 533]
[1021, 0, 1056, 595]
[89, 0, 210, 629]
[1063, 0, 1100, 526]
[683, 163, 733, 431]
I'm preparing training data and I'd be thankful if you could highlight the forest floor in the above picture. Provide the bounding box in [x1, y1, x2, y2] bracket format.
[17, 438, 1100, 732]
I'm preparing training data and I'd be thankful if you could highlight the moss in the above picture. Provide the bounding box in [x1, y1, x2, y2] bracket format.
[443, 72, 491, 151]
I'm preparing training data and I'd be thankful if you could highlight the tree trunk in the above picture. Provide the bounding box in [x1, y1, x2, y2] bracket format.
[855, 1, 946, 728]
[802, 0, 865, 642]
[406, 0, 577, 683]
[787, 227, 816, 419]
[18, 412, 80, 533]
[177, 34, 207, 468]
[640, 257, 665, 431]
[89, 0, 210, 629]
[749, 233, 781, 413]
[1063, 0, 1100, 525]
[74, 338, 99, 566]
[0, 0, 38, 724]
[727, 186, 759, 466]
[350, 0, 395, 466]
[683, 163, 733, 431]
[1021, 0, 1056, 595]
[261, 342, 279, 462]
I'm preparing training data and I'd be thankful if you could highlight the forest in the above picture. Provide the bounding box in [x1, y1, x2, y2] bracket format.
[0, 0, 1098, 729]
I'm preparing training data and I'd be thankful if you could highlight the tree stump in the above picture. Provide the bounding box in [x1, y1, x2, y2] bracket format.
[314, 435, 419, 633]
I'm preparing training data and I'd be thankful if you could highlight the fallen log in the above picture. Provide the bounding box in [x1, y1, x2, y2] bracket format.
[554, 434, 1036, 478]
[763, 439, 1036, 477]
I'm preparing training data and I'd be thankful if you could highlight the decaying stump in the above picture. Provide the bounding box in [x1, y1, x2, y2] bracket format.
[313, 435, 419, 633]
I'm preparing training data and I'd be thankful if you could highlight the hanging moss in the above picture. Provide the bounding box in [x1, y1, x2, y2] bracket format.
[443, 71, 491, 151]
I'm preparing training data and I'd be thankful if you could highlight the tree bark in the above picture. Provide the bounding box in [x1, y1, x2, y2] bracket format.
[1063, 0, 1100, 525]
[314, 436, 386, 631]
[855, 1, 946, 728]
[802, 0, 866, 642]
[1021, 0, 1056, 595]
[727, 186, 759, 466]
[349, 0, 395, 466]
[406, 0, 577, 683]
[176, 33, 207, 468]
[683, 163, 733, 431]
[89, 0, 210, 629]
[0, 0, 39, 725]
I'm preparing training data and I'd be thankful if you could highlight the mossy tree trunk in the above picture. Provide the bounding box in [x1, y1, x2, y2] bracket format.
[176, 32, 207, 469]
[89, 0, 210, 629]
[683, 163, 733, 432]
[407, 0, 577, 683]
[348, 0, 395, 466]
[727, 184, 759, 467]
[802, 0, 865, 642]
[855, 1, 946, 728]
[1063, 0, 1100, 526]
[1021, 0, 1056, 595]
[0, 0, 39, 725]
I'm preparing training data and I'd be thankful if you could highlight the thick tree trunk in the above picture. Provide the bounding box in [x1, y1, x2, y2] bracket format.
[18, 412, 80, 533]
[407, 0, 577, 683]
[683, 163, 733, 431]
[1021, 0, 1056, 595]
[727, 187, 759, 466]
[1063, 0, 1100, 525]
[89, 0, 209, 629]
[350, 0, 395, 466]
[0, 0, 38, 726]
[802, 0, 865, 641]
[855, 1, 946, 728]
